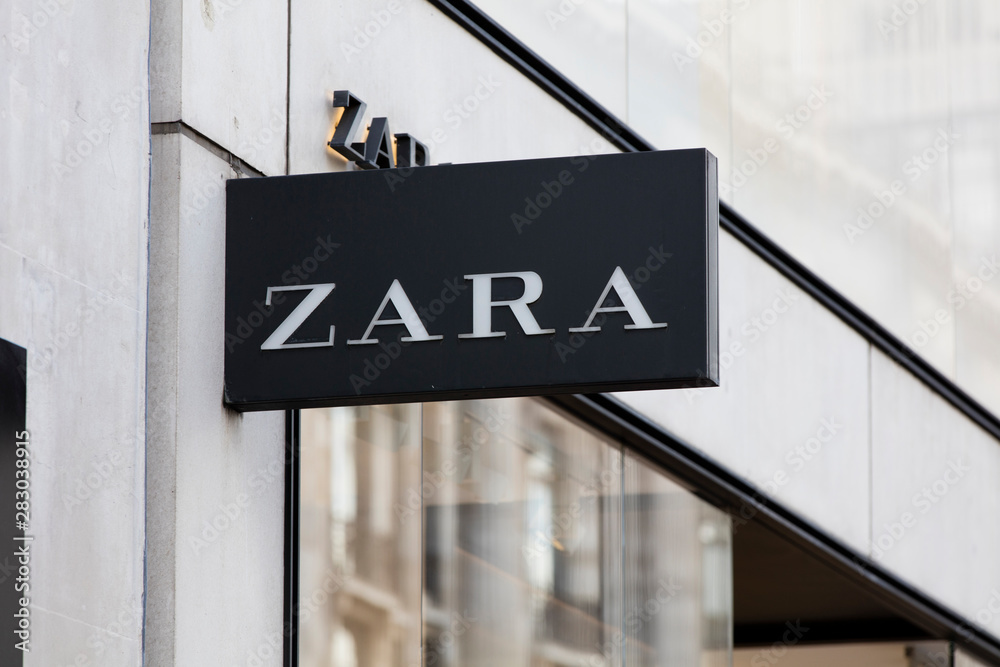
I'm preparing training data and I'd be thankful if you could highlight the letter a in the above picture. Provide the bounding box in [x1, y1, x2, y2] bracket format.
[569, 266, 667, 333]
[347, 279, 443, 345]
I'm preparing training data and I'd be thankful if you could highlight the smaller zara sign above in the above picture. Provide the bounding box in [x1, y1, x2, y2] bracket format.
[225, 149, 718, 410]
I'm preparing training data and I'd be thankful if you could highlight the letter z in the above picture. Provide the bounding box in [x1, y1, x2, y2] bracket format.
[260, 284, 336, 350]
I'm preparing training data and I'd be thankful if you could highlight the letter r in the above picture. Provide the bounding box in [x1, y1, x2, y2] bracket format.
[458, 272, 555, 338]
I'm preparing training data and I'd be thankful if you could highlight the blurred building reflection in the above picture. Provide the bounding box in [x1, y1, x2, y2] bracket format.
[299, 399, 732, 666]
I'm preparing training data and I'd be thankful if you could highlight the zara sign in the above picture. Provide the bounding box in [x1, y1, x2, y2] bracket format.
[224, 149, 718, 410]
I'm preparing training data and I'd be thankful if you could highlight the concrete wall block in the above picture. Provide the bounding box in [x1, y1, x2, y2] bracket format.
[145, 131, 286, 666]
[871, 348, 1000, 640]
[2, 1, 150, 665]
[180, 0, 288, 175]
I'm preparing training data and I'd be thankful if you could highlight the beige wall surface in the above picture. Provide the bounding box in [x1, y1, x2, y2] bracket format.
[1, 0, 150, 664]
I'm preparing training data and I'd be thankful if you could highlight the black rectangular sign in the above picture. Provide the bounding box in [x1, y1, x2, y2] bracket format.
[225, 149, 718, 411]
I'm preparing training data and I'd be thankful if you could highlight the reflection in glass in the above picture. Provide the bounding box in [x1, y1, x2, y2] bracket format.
[299, 398, 733, 666]
[623, 450, 732, 667]
[423, 399, 623, 666]
[298, 405, 423, 667]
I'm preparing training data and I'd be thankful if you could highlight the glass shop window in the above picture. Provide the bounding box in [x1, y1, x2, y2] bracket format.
[297, 398, 732, 666]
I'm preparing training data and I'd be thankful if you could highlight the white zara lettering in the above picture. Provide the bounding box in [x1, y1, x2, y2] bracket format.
[260, 284, 336, 350]
[458, 271, 556, 339]
[347, 279, 443, 345]
[569, 266, 667, 333]
[257, 268, 669, 350]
